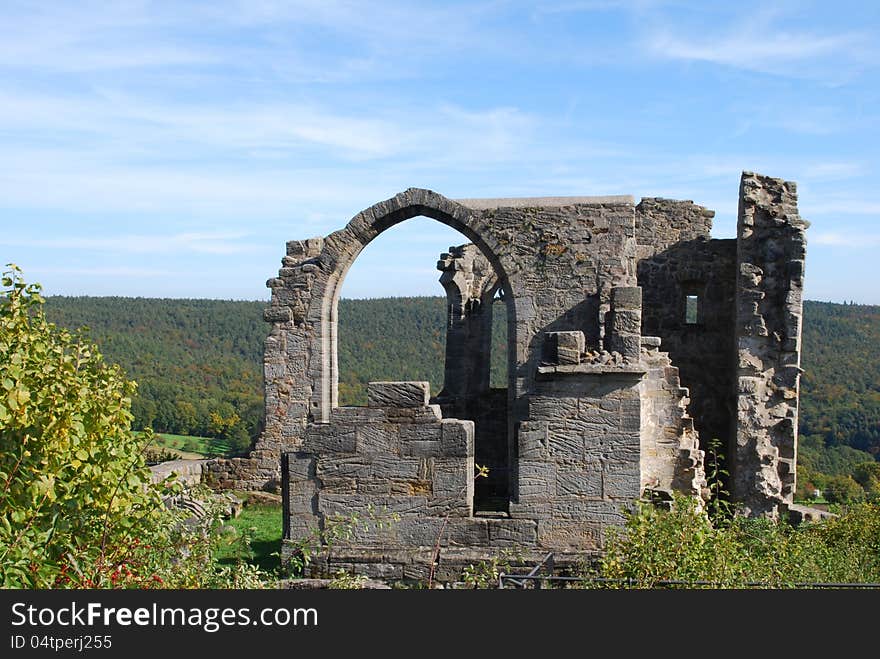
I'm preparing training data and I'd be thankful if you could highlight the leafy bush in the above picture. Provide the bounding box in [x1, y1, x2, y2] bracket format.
[594, 496, 880, 588]
[0, 266, 270, 589]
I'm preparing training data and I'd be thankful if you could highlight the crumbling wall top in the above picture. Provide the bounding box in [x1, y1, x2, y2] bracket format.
[455, 195, 634, 210]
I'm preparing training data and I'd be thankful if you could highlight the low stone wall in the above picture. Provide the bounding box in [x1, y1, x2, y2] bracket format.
[150, 459, 208, 487]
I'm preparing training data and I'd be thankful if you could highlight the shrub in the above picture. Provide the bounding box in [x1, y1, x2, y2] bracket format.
[0, 265, 270, 589]
[595, 495, 880, 588]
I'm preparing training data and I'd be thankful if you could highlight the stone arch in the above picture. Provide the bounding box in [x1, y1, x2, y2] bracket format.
[304, 188, 523, 424]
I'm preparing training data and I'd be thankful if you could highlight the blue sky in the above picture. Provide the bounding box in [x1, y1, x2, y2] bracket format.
[1, 0, 878, 302]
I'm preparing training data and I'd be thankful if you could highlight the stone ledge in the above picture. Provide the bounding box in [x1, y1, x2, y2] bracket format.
[536, 364, 647, 377]
[456, 195, 634, 210]
[367, 381, 431, 408]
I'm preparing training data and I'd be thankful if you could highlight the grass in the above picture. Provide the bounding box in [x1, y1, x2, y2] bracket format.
[135, 430, 232, 458]
[214, 503, 284, 573]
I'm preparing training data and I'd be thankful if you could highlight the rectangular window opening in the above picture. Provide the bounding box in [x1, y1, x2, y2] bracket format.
[685, 294, 699, 324]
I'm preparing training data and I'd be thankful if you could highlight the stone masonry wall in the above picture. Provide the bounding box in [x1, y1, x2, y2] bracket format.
[282, 381, 549, 580]
[239, 191, 640, 493]
[733, 172, 808, 517]
[638, 239, 738, 463]
[437, 243, 498, 409]
[219, 173, 806, 576]
[639, 339, 707, 499]
[635, 197, 714, 262]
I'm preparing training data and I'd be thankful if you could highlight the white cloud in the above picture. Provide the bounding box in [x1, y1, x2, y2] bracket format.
[811, 232, 880, 247]
[0, 232, 263, 255]
[643, 7, 873, 79]
[802, 162, 863, 179]
[28, 266, 176, 277]
[804, 200, 880, 216]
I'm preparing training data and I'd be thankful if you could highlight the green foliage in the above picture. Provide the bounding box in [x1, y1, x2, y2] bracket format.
[327, 569, 368, 589]
[461, 550, 517, 588]
[43, 296, 265, 452]
[596, 496, 880, 587]
[800, 301, 880, 457]
[853, 462, 880, 499]
[705, 437, 733, 523]
[337, 296, 508, 405]
[213, 503, 283, 573]
[821, 475, 865, 504]
[0, 266, 271, 589]
[283, 505, 400, 579]
[144, 446, 180, 465]
[45, 295, 510, 417]
[40, 294, 880, 503]
[1, 265, 165, 587]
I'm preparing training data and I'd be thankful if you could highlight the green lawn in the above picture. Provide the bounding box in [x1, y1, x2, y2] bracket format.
[136, 430, 232, 458]
[214, 503, 284, 573]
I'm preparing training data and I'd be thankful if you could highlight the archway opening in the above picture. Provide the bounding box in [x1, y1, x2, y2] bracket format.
[335, 215, 512, 513]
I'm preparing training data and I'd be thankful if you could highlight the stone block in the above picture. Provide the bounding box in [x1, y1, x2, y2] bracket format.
[303, 427, 356, 454]
[508, 500, 551, 518]
[607, 333, 641, 359]
[356, 480, 390, 495]
[488, 519, 538, 546]
[517, 421, 549, 460]
[287, 488, 317, 514]
[263, 306, 292, 323]
[611, 286, 642, 311]
[356, 424, 398, 455]
[445, 519, 490, 547]
[286, 514, 320, 542]
[556, 464, 602, 497]
[602, 461, 641, 499]
[610, 310, 642, 334]
[577, 404, 618, 427]
[401, 440, 442, 457]
[537, 519, 600, 550]
[367, 381, 430, 408]
[285, 453, 315, 481]
[432, 459, 472, 498]
[330, 407, 387, 424]
[518, 461, 556, 499]
[371, 455, 422, 480]
[544, 331, 585, 365]
[440, 419, 474, 457]
[529, 396, 579, 420]
[315, 456, 371, 480]
[547, 425, 584, 460]
[400, 424, 442, 443]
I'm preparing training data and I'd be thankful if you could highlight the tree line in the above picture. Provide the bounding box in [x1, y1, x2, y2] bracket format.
[44, 296, 880, 499]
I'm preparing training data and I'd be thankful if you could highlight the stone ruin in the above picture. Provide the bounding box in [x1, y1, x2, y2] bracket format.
[206, 171, 809, 580]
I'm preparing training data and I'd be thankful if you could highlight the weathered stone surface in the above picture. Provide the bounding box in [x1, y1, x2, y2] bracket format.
[367, 381, 431, 408]
[439, 419, 474, 457]
[544, 331, 585, 365]
[488, 519, 538, 546]
[218, 176, 806, 580]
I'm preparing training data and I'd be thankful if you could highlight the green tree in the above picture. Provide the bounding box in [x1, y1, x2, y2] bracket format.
[0, 266, 267, 589]
[822, 474, 865, 504]
[853, 462, 880, 499]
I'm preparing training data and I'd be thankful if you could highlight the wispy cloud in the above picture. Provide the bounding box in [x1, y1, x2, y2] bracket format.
[643, 8, 873, 80]
[0, 232, 262, 255]
[811, 232, 880, 247]
[804, 199, 880, 216]
[802, 162, 863, 179]
[28, 266, 176, 277]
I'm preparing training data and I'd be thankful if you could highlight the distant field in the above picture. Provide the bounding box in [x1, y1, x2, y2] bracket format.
[136, 431, 232, 458]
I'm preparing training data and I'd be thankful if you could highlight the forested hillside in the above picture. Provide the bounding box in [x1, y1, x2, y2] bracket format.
[45, 297, 266, 455]
[45, 296, 880, 497]
[798, 301, 880, 499]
